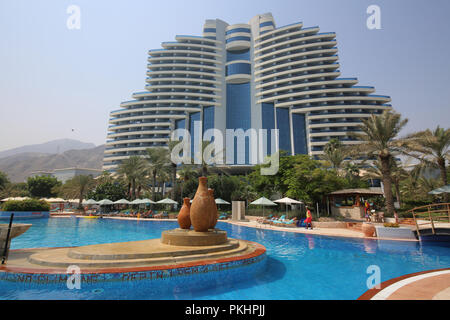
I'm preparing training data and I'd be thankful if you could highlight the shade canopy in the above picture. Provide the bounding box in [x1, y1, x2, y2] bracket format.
[82, 199, 98, 205]
[1, 197, 31, 202]
[114, 199, 130, 204]
[250, 197, 277, 206]
[140, 198, 156, 204]
[42, 197, 66, 203]
[97, 199, 114, 205]
[157, 198, 178, 205]
[130, 199, 143, 204]
[274, 197, 303, 205]
[429, 185, 450, 195]
[215, 198, 230, 205]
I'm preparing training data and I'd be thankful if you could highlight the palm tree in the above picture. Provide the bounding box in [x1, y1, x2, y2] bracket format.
[178, 165, 197, 199]
[117, 156, 147, 200]
[60, 175, 95, 210]
[362, 158, 406, 207]
[168, 141, 180, 200]
[349, 111, 408, 216]
[403, 126, 450, 202]
[146, 147, 170, 201]
[320, 138, 348, 172]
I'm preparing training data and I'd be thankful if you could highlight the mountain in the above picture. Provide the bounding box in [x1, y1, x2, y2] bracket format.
[0, 145, 105, 182]
[0, 139, 96, 159]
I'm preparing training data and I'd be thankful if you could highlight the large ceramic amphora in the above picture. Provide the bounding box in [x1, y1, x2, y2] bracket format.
[177, 197, 191, 229]
[190, 177, 214, 232]
[208, 189, 218, 229]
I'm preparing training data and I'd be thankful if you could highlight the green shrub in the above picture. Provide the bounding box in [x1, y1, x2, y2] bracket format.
[1, 199, 50, 212]
[383, 222, 400, 228]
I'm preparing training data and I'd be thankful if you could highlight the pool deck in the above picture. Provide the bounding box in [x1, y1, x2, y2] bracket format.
[359, 268, 450, 300]
[88, 215, 419, 242]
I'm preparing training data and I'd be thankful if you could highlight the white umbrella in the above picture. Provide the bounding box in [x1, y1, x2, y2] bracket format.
[157, 198, 178, 205]
[274, 197, 303, 216]
[1, 197, 31, 202]
[114, 199, 130, 204]
[83, 199, 98, 205]
[250, 197, 277, 218]
[429, 185, 450, 195]
[215, 198, 230, 205]
[98, 199, 114, 206]
[130, 199, 143, 205]
[44, 197, 66, 203]
[140, 198, 156, 204]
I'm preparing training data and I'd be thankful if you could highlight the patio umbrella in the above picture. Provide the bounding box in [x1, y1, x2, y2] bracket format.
[97, 199, 114, 206]
[157, 198, 178, 211]
[114, 199, 130, 204]
[274, 197, 303, 216]
[83, 199, 98, 205]
[130, 199, 143, 205]
[250, 197, 277, 218]
[140, 198, 156, 204]
[215, 198, 230, 205]
[44, 198, 66, 203]
[429, 185, 450, 195]
[1, 197, 31, 202]
[157, 198, 178, 205]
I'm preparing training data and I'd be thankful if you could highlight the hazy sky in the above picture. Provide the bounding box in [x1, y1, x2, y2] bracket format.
[1, 0, 449, 151]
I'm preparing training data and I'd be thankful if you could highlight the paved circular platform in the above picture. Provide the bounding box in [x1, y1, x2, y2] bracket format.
[161, 228, 228, 246]
[359, 268, 450, 300]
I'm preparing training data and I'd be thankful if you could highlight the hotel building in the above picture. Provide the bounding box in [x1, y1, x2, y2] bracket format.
[103, 13, 392, 172]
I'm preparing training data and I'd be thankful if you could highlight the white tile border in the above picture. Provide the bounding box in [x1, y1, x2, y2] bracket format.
[371, 270, 450, 300]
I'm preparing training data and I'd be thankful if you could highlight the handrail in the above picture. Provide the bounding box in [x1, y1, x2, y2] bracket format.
[1, 213, 14, 264]
[407, 203, 450, 237]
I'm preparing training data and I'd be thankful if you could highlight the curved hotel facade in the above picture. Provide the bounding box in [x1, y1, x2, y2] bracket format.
[103, 13, 392, 172]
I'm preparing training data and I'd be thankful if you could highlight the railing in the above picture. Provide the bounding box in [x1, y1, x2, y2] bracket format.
[407, 203, 450, 236]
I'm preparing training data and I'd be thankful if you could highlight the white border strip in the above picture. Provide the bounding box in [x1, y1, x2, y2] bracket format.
[371, 270, 450, 300]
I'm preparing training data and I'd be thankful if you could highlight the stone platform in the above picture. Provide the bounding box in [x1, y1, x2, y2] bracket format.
[1, 237, 259, 271]
[161, 228, 227, 246]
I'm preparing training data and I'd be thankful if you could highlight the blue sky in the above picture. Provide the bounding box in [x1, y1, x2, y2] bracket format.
[1, 0, 449, 151]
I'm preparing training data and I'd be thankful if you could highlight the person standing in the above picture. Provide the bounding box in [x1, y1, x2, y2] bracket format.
[364, 200, 371, 222]
[305, 206, 313, 230]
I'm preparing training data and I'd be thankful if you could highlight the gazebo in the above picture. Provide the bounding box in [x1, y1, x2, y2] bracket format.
[327, 188, 384, 220]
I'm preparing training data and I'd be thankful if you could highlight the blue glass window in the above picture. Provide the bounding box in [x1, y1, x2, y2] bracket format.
[262, 103, 275, 156]
[226, 49, 250, 62]
[276, 108, 291, 155]
[175, 119, 185, 130]
[292, 113, 307, 155]
[260, 21, 274, 28]
[226, 63, 251, 76]
[203, 106, 214, 135]
[189, 112, 201, 161]
[203, 28, 216, 33]
[225, 28, 251, 35]
[226, 83, 251, 164]
[226, 36, 251, 43]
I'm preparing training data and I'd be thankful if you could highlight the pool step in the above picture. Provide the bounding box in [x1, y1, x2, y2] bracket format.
[26, 239, 250, 269]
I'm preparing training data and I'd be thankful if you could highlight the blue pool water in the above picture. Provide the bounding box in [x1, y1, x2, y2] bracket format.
[2, 217, 450, 300]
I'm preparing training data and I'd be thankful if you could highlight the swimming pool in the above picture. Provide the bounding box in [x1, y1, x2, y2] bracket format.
[2, 218, 450, 300]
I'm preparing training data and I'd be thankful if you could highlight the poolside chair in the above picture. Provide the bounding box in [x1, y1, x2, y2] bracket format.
[218, 212, 229, 220]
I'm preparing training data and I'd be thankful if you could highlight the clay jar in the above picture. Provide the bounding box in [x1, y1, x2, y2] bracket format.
[362, 222, 376, 237]
[190, 177, 215, 232]
[208, 189, 218, 230]
[177, 198, 191, 229]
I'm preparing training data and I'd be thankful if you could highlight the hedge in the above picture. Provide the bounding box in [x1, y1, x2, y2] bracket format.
[1, 199, 50, 212]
